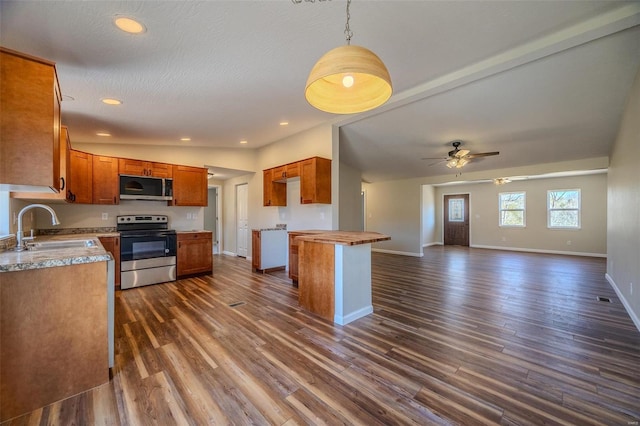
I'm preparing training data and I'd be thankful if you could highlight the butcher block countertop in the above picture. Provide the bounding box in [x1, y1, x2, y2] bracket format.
[294, 231, 390, 246]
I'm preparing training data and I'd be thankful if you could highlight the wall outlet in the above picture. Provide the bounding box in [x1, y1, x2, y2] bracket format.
[631, 282, 633, 295]
[501, 236, 506, 242]
[192, 213, 197, 220]
[101, 213, 108, 221]
[186, 213, 191, 220]
[566, 240, 572, 246]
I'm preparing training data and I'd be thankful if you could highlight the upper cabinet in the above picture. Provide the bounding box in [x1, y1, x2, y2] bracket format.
[171, 165, 208, 206]
[92, 155, 119, 205]
[11, 126, 70, 201]
[1, 48, 61, 192]
[263, 157, 331, 206]
[300, 157, 331, 204]
[119, 158, 173, 178]
[263, 169, 286, 207]
[67, 150, 93, 204]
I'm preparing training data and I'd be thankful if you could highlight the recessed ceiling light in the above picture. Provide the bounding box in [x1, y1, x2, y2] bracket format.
[114, 16, 146, 34]
[96, 132, 111, 137]
[101, 98, 122, 105]
[279, 121, 289, 126]
[239, 140, 248, 145]
[180, 137, 191, 142]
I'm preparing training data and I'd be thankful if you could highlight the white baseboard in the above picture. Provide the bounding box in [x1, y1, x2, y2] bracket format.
[422, 242, 441, 248]
[372, 248, 423, 257]
[605, 273, 640, 333]
[334, 305, 373, 326]
[471, 244, 606, 258]
[222, 251, 237, 256]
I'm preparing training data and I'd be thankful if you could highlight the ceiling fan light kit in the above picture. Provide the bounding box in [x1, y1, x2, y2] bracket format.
[302, 0, 392, 114]
[423, 140, 500, 170]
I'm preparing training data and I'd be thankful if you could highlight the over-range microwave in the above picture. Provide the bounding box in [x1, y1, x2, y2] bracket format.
[119, 175, 173, 201]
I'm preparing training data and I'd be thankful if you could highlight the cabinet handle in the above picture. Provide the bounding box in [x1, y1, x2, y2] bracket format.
[60, 177, 65, 190]
[113, 196, 117, 204]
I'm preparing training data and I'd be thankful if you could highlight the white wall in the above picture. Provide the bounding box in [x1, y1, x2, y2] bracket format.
[434, 173, 607, 256]
[338, 161, 364, 231]
[607, 66, 640, 331]
[421, 185, 437, 247]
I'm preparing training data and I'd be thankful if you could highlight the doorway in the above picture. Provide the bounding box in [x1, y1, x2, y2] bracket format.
[204, 186, 220, 254]
[236, 183, 249, 257]
[443, 194, 469, 246]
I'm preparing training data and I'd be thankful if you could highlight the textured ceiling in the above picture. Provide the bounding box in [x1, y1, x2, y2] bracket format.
[1, 1, 639, 182]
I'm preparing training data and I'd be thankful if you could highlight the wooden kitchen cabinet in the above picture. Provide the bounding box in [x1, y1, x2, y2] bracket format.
[118, 158, 173, 178]
[67, 149, 93, 204]
[300, 157, 331, 204]
[251, 230, 261, 271]
[1, 47, 61, 191]
[263, 169, 286, 207]
[98, 236, 121, 289]
[92, 155, 119, 204]
[172, 165, 208, 206]
[177, 232, 213, 277]
[10, 126, 71, 201]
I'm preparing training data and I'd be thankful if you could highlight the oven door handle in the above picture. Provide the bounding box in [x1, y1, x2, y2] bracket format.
[120, 232, 175, 238]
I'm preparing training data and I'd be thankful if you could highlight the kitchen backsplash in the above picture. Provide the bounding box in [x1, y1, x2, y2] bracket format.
[31, 201, 204, 232]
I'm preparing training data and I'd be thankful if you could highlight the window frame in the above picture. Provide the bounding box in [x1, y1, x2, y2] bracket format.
[498, 191, 526, 228]
[547, 189, 581, 229]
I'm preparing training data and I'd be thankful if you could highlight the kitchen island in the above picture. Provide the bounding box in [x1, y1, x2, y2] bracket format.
[0, 235, 113, 422]
[294, 231, 390, 325]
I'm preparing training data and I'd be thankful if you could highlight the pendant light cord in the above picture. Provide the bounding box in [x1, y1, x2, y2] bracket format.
[344, 0, 353, 45]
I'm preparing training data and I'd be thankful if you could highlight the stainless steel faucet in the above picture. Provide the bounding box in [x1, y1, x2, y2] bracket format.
[15, 204, 61, 251]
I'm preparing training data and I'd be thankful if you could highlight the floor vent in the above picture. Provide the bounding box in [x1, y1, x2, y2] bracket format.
[597, 296, 611, 303]
[229, 301, 246, 308]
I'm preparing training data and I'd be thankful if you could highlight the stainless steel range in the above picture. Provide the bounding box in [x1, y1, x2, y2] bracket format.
[117, 215, 177, 290]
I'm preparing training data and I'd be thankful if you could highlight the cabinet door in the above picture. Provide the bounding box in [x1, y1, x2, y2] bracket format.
[177, 233, 213, 277]
[263, 170, 273, 206]
[92, 156, 119, 204]
[118, 158, 148, 176]
[288, 233, 299, 282]
[285, 162, 300, 179]
[271, 166, 286, 182]
[0, 48, 61, 190]
[10, 125, 70, 201]
[252, 230, 261, 270]
[172, 165, 207, 206]
[98, 236, 121, 289]
[300, 157, 331, 204]
[67, 150, 93, 204]
[263, 169, 286, 207]
[149, 162, 173, 178]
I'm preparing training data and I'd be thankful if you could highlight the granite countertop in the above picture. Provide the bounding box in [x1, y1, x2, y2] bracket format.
[0, 234, 113, 273]
[253, 228, 288, 232]
[294, 231, 391, 246]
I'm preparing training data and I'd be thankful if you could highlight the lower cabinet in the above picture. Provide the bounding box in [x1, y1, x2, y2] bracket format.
[98, 235, 121, 290]
[177, 232, 213, 278]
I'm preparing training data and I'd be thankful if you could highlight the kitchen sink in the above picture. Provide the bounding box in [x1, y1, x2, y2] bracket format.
[26, 239, 99, 251]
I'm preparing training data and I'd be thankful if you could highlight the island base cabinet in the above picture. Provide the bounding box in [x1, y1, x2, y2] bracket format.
[298, 241, 335, 322]
[0, 262, 108, 422]
[298, 241, 374, 325]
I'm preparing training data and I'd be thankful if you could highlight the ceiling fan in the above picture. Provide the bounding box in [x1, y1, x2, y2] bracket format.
[422, 140, 499, 169]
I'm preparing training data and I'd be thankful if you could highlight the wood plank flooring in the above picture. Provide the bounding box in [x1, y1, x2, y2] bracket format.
[3, 246, 640, 425]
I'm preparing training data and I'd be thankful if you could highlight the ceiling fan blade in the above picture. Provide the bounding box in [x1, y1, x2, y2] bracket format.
[466, 151, 499, 159]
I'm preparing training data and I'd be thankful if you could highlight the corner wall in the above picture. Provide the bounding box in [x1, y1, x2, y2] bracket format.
[607, 66, 640, 331]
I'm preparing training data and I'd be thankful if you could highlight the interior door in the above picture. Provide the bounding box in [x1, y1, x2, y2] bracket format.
[236, 183, 248, 257]
[444, 194, 469, 246]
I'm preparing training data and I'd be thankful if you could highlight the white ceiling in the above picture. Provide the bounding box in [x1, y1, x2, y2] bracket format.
[1, 1, 639, 182]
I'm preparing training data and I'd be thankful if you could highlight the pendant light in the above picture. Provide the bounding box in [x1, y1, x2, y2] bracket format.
[304, 0, 392, 114]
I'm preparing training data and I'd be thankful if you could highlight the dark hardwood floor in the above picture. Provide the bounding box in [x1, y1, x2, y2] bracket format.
[3, 247, 640, 425]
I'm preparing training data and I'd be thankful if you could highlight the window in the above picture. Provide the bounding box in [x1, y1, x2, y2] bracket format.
[448, 198, 465, 222]
[548, 189, 580, 228]
[499, 192, 526, 227]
